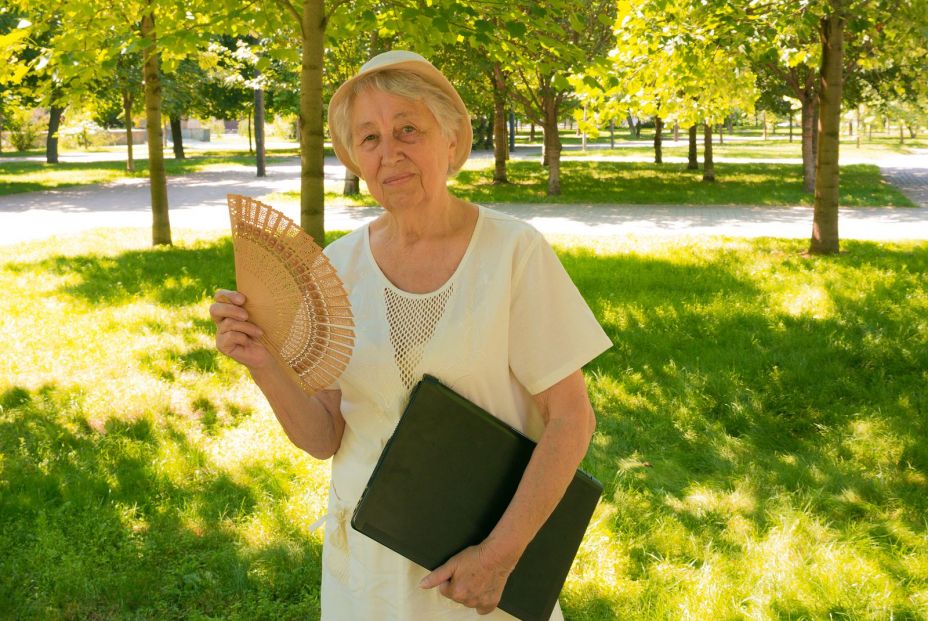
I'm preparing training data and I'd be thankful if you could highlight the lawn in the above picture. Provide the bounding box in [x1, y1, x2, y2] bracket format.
[0, 150, 302, 196]
[563, 135, 928, 162]
[263, 161, 913, 209]
[1, 230, 926, 620]
[0, 141, 918, 209]
[452, 161, 912, 207]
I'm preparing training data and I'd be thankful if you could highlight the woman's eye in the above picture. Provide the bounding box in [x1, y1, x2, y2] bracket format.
[400, 126, 417, 135]
[361, 134, 377, 144]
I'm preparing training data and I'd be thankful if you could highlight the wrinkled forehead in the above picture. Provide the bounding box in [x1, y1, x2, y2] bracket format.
[349, 86, 436, 130]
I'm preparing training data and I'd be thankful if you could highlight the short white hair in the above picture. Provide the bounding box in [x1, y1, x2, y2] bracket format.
[329, 69, 465, 165]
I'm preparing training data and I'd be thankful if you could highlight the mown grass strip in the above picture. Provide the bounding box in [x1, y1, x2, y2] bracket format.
[451, 161, 913, 207]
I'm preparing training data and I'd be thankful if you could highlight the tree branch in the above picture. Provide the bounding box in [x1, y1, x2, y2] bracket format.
[274, 0, 303, 25]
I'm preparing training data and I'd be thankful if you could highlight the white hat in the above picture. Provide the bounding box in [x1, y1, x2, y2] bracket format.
[328, 51, 472, 177]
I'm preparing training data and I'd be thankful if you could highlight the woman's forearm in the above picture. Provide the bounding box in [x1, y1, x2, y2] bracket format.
[482, 412, 595, 569]
[249, 363, 344, 459]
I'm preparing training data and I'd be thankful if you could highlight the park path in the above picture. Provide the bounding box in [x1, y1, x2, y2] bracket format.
[1, 146, 927, 246]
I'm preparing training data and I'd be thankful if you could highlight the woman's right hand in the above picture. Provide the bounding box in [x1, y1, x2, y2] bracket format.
[209, 289, 272, 370]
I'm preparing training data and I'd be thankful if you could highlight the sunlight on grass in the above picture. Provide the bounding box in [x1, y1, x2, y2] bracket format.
[449, 161, 912, 207]
[778, 283, 836, 319]
[2, 231, 927, 619]
[262, 189, 378, 207]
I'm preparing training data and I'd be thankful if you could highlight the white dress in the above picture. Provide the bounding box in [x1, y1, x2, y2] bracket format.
[320, 205, 612, 620]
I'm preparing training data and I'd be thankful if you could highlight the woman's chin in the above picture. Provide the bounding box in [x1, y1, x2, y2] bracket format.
[379, 188, 426, 211]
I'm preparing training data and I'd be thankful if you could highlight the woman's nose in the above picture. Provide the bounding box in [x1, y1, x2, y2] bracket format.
[379, 135, 404, 163]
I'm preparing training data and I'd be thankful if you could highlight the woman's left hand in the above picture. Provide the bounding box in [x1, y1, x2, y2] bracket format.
[418, 542, 516, 614]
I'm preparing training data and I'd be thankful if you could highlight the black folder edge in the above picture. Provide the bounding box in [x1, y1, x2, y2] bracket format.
[350, 374, 604, 621]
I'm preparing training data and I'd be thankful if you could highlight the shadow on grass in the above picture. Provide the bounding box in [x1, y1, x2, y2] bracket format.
[4, 238, 235, 307]
[0, 384, 321, 619]
[5, 232, 348, 309]
[565, 242, 928, 595]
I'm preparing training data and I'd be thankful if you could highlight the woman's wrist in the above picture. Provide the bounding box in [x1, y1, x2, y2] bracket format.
[480, 528, 528, 574]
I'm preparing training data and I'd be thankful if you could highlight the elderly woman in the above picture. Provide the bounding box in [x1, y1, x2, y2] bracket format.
[211, 51, 611, 620]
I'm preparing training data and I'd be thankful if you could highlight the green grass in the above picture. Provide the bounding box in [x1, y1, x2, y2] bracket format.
[2, 230, 926, 619]
[452, 161, 913, 207]
[562, 135, 928, 161]
[0, 150, 303, 196]
[269, 161, 913, 208]
[515, 126, 926, 152]
[0, 148, 46, 158]
[2, 135, 919, 209]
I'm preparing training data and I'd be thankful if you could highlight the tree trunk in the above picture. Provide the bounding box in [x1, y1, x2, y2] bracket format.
[653, 116, 663, 164]
[299, 0, 325, 243]
[247, 115, 253, 153]
[508, 111, 514, 156]
[609, 119, 615, 149]
[529, 122, 535, 142]
[123, 89, 135, 172]
[254, 73, 266, 178]
[763, 110, 768, 140]
[343, 170, 360, 195]
[169, 115, 185, 159]
[810, 11, 844, 256]
[800, 94, 816, 193]
[718, 123, 723, 145]
[543, 91, 562, 196]
[811, 98, 819, 164]
[789, 112, 793, 142]
[581, 106, 587, 151]
[687, 124, 698, 170]
[142, 6, 171, 246]
[491, 63, 508, 184]
[541, 133, 548, 167]
[899, 121, 904, 145]
[702, 123, 715, 182]
[46, 105, 63, 164]
[673, 121, 679, 141]
[856, 105, 861, 148]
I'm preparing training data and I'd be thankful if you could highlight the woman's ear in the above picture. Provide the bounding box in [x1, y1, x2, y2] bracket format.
[447, 137, 457, 174]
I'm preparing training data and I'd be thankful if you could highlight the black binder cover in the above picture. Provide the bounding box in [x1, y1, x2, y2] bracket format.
[351, 374, 603, 621]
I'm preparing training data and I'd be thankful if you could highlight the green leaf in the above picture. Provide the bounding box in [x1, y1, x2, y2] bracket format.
[505, 20, 527, 38]
[552, 73, 570, 91]
[568, 12, 585, 32]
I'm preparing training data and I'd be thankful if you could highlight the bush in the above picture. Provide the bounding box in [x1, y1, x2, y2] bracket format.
[204, 118, 231, 137]
[59, 122, 120, 150]
[8, 108, 46, 151]
[268, 114, 298, 141]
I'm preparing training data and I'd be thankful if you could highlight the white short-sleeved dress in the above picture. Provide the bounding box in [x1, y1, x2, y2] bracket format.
[319, 205, 612, 621]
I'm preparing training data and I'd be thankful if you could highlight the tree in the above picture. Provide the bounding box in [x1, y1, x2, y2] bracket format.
[579, 0, 757, 183]
[262, 0, 328, 243]
[502, 1, 616, 195]
[810, 5, 845, 254]
[1, 6, 74, 164]
[0, 14, 32, 153]
[138, 2, 171, 244]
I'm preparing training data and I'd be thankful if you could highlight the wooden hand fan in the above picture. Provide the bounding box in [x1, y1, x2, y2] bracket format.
[227, 194, 354, 393]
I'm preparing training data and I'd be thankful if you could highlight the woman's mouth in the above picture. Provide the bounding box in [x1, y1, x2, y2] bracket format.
[382, 173, 415, 186]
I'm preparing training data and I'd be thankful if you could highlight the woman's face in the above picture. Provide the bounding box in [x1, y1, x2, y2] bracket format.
[350, 87, 456, 213]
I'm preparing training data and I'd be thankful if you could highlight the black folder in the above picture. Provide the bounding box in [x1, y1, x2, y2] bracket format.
[351, 374, 603, 621]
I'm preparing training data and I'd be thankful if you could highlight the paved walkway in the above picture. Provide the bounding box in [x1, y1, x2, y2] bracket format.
[2, 149, 927, 246]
